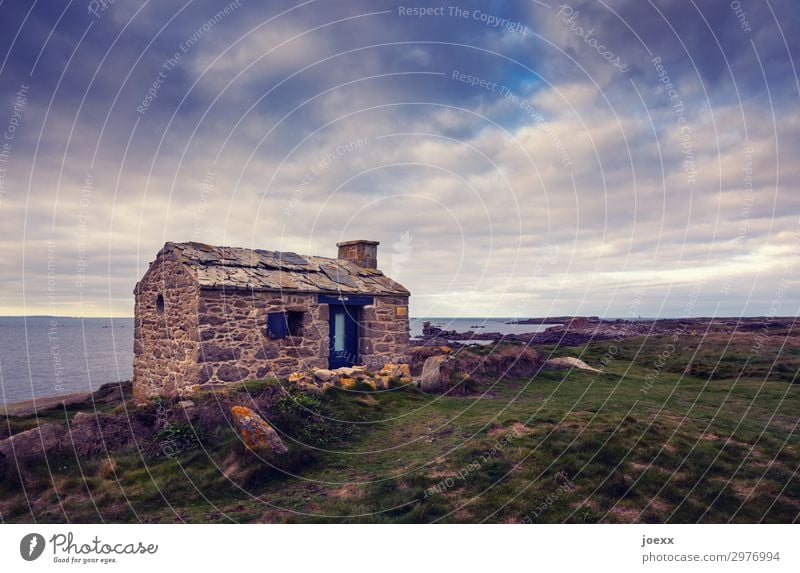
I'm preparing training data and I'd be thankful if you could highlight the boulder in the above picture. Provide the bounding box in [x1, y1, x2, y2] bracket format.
[72, 411, 95, 425]
[230, 406, 288, 455]
[0, 423, 67, 460]
[420, 355, 452, 392]
[296, 381, 323, 395]
[67, 411, 144, 457]
[359, 378, 378, 391]
[312, 368, 336, 383]
[377, 363, 411, 379]
[544, 357, 601, 373]
[335, 366, 367, 377]
[288, 371, 306, 383]
[337, 377, 357, 389]
[479, 345, 542, 378]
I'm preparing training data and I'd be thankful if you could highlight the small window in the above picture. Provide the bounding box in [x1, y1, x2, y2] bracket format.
[268, 312, 287, 339]
[155, 294, 165, 314]
[287, 311, 304, 336]
[267, 311, 304, 339]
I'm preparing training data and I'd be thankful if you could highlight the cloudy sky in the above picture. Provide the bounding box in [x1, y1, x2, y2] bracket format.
[0, 0, 798, 318]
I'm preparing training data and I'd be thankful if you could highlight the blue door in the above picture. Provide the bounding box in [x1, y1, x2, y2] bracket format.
[328, 305, 359, 369]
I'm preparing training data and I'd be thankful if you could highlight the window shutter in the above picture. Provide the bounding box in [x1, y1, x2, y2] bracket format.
[268, 312, 288, 339]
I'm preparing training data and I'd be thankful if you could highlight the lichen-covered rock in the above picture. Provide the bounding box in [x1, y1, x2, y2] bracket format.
[360, 378, 378, 391]
[230, 406, 288, 455]
[288, 371, 310, 383]
[420, 355, 452, 392]
[297, 381, 323, 395]
[337, 377, 357, 389]
[377, 363, 411, 379]
[312, 368, 336, 383]
[336, 365, 367, 377]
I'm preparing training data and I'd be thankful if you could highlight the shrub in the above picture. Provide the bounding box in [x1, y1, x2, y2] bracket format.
[268, 388, 358, 447]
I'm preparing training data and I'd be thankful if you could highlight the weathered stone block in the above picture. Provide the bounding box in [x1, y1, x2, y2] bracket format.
[199, 344, 240, 362]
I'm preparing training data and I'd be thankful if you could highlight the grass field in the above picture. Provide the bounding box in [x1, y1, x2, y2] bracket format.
[2, 331, 798, 523]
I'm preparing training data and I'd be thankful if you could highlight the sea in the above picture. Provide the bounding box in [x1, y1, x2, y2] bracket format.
[0, 316, 555, 404]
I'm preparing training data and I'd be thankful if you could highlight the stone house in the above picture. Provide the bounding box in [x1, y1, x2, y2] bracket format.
[133, 240, 410, 401]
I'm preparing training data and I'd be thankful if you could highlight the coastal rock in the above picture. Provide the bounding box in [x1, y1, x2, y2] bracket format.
[481, 345, 542, 378]
[336, 365, 367, 377]
[420, 355, 452, 392]
[297, 381, 323, 395]
[0, 423, 67, 460]
[68, 411, 147, 457]
[72, 411, 95, 425]
[312, 368, 336, 383]
[230, 406, 288, 455]
[288, 371, 313, 384]
[359, 378, 378, 391]
[544, 357, 601, 373]
[377, 363, 411, 379]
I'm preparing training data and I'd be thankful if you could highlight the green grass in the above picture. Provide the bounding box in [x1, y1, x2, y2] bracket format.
[1, 333, 798, 523]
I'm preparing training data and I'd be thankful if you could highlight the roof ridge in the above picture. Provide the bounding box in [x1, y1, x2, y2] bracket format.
[155, 241, 408, 296]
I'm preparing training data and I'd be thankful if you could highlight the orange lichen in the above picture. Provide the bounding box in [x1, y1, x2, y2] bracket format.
[230, 405, 288, 454]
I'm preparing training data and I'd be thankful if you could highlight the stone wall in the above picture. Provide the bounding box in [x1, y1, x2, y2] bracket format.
[133, 250, 201, 402]
[360, 295, 410, 368]
[197, 289, 329, 385]
[134, 255, 410, 398]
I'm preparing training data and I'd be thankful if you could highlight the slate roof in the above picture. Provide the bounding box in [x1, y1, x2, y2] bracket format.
[160, 241, 409, 296]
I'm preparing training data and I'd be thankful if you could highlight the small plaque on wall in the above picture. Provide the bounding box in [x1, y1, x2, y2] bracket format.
[396, 306, 408, 317]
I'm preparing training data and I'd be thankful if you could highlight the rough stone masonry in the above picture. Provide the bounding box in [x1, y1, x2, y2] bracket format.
[133, 240, 410, 402]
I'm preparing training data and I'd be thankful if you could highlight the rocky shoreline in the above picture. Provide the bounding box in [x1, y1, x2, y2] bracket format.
[414, 316, 800, 348]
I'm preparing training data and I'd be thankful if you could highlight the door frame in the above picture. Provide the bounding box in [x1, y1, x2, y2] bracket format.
[327, 304, 360, 369]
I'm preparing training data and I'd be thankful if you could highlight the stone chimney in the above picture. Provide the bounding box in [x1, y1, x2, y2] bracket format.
[337, 240, 379, 269]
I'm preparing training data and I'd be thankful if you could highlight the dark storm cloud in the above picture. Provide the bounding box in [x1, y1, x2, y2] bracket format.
[0, 0, 798, 317]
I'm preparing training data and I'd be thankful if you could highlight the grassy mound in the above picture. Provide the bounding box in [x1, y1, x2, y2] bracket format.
[1, 334, 798, 523]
